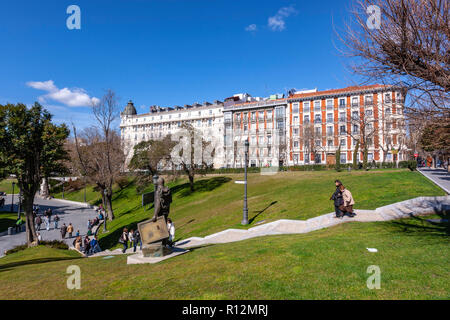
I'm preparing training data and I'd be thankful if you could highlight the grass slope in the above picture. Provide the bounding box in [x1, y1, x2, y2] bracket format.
[53, 169, 445, 250]
[0, 214, 448, 299]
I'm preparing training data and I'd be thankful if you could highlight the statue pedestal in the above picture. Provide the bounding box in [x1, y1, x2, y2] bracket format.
[127, 247, 189, 264]
[142, 243, 173, 258]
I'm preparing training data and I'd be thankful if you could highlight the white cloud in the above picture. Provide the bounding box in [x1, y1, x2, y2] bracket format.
[268, 6, 297, 31]
[26, 80, 100, 107]
[245, 24, 257, 32]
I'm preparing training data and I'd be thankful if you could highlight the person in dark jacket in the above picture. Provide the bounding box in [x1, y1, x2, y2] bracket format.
[330, 180, 344, 218]
[60, 223, 67, 239]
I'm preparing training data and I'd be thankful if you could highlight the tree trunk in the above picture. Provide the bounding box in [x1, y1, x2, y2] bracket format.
[105, 192, 114, 221]
[23, 194, 37, 246]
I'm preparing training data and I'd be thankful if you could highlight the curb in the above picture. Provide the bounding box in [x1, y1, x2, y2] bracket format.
[417, 169, 450, 195]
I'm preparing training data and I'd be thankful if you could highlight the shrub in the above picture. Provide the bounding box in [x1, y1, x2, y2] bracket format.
[116, 176, 130, 190]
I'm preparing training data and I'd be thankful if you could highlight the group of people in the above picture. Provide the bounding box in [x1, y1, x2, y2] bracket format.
[72, 234, 101, 255]
[119, 218, 176, 253]
[60, 222, 78, 239]
[330, 180, 356, 219]
[119, 228, 142, 253]
[34, 208, 60, 231]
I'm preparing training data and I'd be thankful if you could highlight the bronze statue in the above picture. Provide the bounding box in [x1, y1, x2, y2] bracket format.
[137, 176, 173, 257]
[152, 177, 172, 222]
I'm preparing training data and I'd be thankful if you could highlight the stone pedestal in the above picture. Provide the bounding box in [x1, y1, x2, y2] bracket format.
[127, 247, 189, 265]
[142, 243, 173, 258]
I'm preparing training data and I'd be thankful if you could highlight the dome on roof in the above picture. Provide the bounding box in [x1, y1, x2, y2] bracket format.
[122, 100, 137, 116]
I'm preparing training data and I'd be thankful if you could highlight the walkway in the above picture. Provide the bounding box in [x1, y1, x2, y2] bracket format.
[0, 195, 98, 256]
[418, 168, 450, 194]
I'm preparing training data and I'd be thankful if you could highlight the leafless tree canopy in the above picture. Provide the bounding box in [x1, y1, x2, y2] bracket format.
[338, 0, 449, 118]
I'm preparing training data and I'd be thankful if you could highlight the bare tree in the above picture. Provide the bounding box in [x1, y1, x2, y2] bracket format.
[338, 0, 449, 114]
[69, 90, 125, 220]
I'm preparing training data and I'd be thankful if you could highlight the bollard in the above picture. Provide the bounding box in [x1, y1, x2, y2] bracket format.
[7, 227, 13, 235]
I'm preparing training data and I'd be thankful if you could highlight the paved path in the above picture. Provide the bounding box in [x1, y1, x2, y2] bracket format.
[0, 195, 98, 257]
[418, 168, 450, 194]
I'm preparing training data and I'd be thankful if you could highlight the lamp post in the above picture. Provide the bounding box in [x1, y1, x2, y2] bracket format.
[11, 181, 15, 212]
[83, 178, 87, 203]
[242, 139, 249, 225]
[17, 191, 22, 219]
[62, 178, 65, 199]
[103, 188, 108, 232]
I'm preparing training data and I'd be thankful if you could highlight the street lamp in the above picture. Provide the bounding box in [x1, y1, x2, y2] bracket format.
[17, 191, 22, 219]
[11, 181, 15, 212]
[242, 139, 249, 225]
[103, 188, 108, 232]
[62, 178, 65, 199]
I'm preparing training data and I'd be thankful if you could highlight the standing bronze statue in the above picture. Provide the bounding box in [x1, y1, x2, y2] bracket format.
[137, 175, 174, 257]
[152, 177, 172, 222]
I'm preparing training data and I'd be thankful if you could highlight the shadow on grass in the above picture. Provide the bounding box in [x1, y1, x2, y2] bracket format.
[171, 177, 232, 198]
[0, 256, 82, 272]
[249, 201, 278, 225]
[387, 208, 449, 237]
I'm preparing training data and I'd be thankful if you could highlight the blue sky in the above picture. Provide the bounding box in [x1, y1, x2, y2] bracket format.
[0, 0, 361, 128]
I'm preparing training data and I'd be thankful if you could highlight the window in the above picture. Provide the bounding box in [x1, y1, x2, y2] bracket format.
[326, 100, 333, 110]
[251, 112, 256, 121]
[315, 127, 321, 136]
[365, 95, 373, 105]
[368, 153, 373, 161]
[267, 135, 272, 145]
[340, 139, 346, 146]
[315, 140, 321, 147]
[352, 124, 359, 133]
[293, 128, 299, 135]
[293, 154, 299, 163]
[353, 139, 357, 146]
[352, 111, 359, 120]
[340, 125, 346, 134]
[327, 127, 333, 136]
[339, 98, 346, 107]
[294, 140, 299, 148]
[251, 136, 256, 145]
[244, 124, 248, 132]
[327, 140, 333, 147]
[267, 110, 273, 119]
[293, 116, 299, 124]
[339, 112, 346, 122]
[365, 109, 373, 117]
[303, 102, 310, 113]
[385, 93, 391, 103]
[314, 101, 321, 112]
[208, 119, 212, 126]
[352, 97, 359, 107]
[304, 115, 310, 123]
[340, 153, 347, 164]
[314, 114, 321, 123]
[292, 103, 299, 113]
[327, 113, 333, 123]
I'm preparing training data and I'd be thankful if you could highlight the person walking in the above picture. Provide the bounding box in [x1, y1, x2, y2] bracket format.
[340, 184, 356, 217]
[90, 236, 101, 254]
[119, 228, 129, 253]
[330, 180, 344, 218]
[54, 215, 60, 229]
[67, 223, 74, 238]
[128, 229, 134, 249]
[87, 219, 92, 230]
[60, 223, 67, 239]
[35, 215, 42, 231]
[133, 229, 142, 252]
[83, 236, 91, 255]
[45, 215, 50, 231]
[167, 218, 175, 247]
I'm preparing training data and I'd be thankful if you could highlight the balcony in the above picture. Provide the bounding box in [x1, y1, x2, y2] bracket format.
[339, 117, 346, 122]
[338, 104, 346, 109]
[314, 119, 322, 124]
[326, 118, 334, 124]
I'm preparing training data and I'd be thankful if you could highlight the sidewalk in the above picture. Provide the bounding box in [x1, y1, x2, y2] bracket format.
[418, 168, 450, 194]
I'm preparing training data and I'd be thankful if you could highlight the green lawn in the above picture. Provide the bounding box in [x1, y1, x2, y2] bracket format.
[0, 178, 18, 194]
[0, 213, 448, 299]
[0, 212, 23, 233]
[53, 169, 445, 250]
